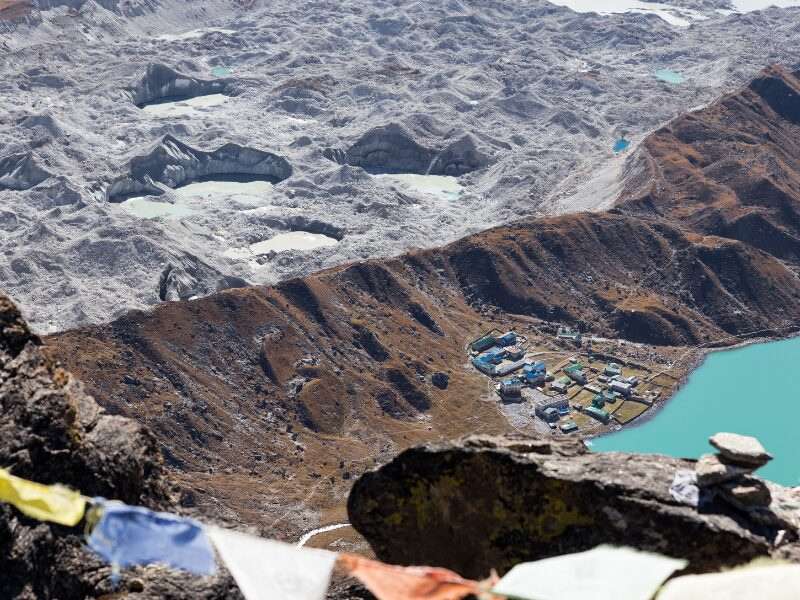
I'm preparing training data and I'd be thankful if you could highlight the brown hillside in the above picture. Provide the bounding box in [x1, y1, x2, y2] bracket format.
[0, 1, 31, 21]
[621, 65, 800, 261]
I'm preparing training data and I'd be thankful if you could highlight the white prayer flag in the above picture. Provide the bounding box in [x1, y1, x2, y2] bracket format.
[208, 526, 338, 600]
[492, 545, 687, 600]
[657, 564, 800, 600]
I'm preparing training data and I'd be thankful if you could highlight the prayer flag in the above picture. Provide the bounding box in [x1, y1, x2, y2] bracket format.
[657, 564, 800, 600]
[337, 553, 485, 600]
[87, 500, 216, 575]
[208, 526, 337, 600]
[0, 468, 86, 526]
[492, 545, 687, 600]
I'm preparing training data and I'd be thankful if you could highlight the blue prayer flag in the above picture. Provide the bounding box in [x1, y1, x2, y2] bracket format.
[87, 500, 216, 576]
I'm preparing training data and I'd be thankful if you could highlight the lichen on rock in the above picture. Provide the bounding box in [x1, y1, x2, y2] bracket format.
[347, 434, 800, 579]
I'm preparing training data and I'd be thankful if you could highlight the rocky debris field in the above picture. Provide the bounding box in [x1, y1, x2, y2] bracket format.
[3, 0, 800, 331]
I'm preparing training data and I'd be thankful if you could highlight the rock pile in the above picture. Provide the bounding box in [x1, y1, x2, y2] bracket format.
[696, 433, 775, 512]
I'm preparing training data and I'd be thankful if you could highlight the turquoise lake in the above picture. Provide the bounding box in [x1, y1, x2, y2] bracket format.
[591, 337, 800, 486]
[655, 69, 684, 84]
[613, 138, 630, 153]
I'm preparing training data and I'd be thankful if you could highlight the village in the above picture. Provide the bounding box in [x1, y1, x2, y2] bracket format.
[468, 325, 685, 436]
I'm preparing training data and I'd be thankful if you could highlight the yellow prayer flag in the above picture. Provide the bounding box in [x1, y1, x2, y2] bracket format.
[0, 468, 86, 526]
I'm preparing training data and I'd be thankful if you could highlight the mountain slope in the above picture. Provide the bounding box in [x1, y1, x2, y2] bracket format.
[44, 65, 800, 535]
[621, 65, 800, 261]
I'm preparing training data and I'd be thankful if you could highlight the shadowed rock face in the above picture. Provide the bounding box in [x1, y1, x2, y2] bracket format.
[158, 255, 248, 302]
[348, 436, 800, 579]
[0, 292, 239, 599]
[131, 63, 235, 107]
[0, 152, 50, 190]
[749, 67, 800, 125]
[325, 124, 491, 175]
[106, 135, 292, 202]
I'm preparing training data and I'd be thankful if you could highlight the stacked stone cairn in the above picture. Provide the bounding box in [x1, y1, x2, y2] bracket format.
[696, 432, 774, 511]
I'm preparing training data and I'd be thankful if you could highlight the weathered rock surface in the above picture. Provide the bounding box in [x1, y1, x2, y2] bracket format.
[431, 372, 449, 389]
[695, 453, 754, 488]
[327, 124, 492, 176]
[0, 291, 239, 599]
[0, 152, 51, 191]
[348, 435, 800, 579]
[719, 477, 773, 511]
[709, 433, 773, 467]
[158, 259, 248, 302]
[130, 63, 235, 107]
[107, 135, 292, 202]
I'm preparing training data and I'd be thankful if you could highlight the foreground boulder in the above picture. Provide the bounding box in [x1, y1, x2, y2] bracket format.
[0, 292, 238, 600]
[348, 435, 800, 579]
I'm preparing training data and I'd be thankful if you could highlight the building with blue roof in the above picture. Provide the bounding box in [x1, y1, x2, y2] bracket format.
[498, 331, 517, 347]
[472, 357, 496, 376]
[523, 362, 546, 385]
[585, 405, 611, 424]
[479, 347, 508, 364]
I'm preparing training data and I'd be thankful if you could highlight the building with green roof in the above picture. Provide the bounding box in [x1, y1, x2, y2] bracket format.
[560, 420, 579, 433]
[585, 406, 611, 424]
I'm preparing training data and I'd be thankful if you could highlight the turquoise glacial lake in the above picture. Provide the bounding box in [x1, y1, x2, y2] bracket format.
[613, 138, 631, 153]
[655, 69, 684, 84]
[212, 66, 233, 77]
[592, 337, 800, 486]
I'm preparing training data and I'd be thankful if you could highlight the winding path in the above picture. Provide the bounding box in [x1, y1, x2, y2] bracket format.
[296, 523, 351, 547]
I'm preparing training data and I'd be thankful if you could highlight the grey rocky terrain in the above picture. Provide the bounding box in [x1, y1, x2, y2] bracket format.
[3, 0, 800, 331]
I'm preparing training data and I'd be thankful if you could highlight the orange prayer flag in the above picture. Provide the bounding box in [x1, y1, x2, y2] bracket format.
[337, 553, 497, 600]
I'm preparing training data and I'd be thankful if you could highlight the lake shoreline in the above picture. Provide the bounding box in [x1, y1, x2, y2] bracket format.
[589, 326, 800, 444]
[588, 326, 800, 485]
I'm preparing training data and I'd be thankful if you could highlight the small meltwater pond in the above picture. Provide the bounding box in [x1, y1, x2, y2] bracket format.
[211, 66, 233, 77]
[119, 197, 197, 219]
[174, 180, 273, 208]
[374, 174, 463, 201]
[224, 232, 339, 259]
[655, 69, 684, 84]
[156, 27, 236, 41]
[141, 94, 230, 118]
[546, 0, 707, 26]
[120, 180, 274, 219]
[591, 336, 800, 486]
[613, 138, 631, 153]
